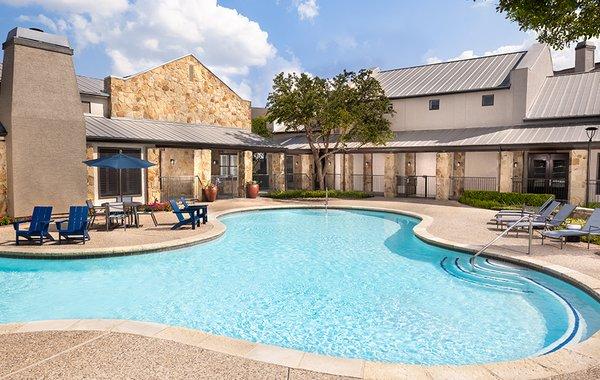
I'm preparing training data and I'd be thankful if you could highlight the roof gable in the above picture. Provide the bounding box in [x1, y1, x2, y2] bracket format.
[375, 52, 525, 99]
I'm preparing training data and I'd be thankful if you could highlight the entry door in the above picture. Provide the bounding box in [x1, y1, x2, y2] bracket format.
[527, 153, 569, 200]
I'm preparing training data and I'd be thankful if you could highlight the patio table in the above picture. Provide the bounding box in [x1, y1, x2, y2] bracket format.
[182, 204, 208, 226]
[102, 201, 143, 230]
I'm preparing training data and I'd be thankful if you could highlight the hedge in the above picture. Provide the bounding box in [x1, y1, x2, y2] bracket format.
[458, 190, 553, 210]
[264, 189, 372, 199]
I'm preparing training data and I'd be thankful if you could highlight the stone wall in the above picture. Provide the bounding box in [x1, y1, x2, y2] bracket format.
[146, 148, 161, 203]
[452, 152, 465, 198]
[363, 154, 373, 193]
[237, 151, 253, 197]
[268, 153, 285, 191]
[499, 151, 514, 193]
[384, 153, 399, 198]
[105, 55, 251, 130]
[436, 152, 453, 200]
[0, 141, 7, 216]
[86, 145, 95, 201]
[569, 150, 587, 205]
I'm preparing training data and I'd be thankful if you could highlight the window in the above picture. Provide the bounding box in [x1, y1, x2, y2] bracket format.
[81, 101, 91, 113]
[219, 154, 238, 177]
[98, 148, 142, 198]
[482, 94, 494, 107]
[428, 99, 440, 110]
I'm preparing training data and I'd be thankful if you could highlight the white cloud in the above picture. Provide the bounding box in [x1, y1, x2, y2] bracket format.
[294, 0, 318, 21]
[423, 33, 600, 70]
[472, 0, 494, 8]
[3, 0, 302, 104]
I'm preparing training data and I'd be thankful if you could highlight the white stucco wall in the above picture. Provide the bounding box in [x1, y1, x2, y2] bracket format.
[415, 152, 436, 197]
[81, 94, 108, 117]
[352, 154, 364, 191]
[464, 152, 499, 178]
[372, 153, 385, 193]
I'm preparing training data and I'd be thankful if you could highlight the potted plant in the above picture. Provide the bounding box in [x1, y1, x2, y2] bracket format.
[202, 181, 218, 202]
[246, 180, 260, 199]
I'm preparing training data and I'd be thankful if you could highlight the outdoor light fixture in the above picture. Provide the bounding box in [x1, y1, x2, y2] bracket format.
[170, 158, 176, 166]
[456, 161, 461, 167]
[513, 162, 518, 168]
[585, 126, 598, 206]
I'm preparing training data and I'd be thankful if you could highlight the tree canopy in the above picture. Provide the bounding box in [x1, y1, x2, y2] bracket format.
[267, 69, 394, 189]
[494, 0, 600, 49]
[251, 115, 272, 138]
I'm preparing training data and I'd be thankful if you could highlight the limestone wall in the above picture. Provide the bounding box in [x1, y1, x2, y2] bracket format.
[105, 55, 251, 130]
[86, 145, 95, 201]
[0, 141, 7, 216]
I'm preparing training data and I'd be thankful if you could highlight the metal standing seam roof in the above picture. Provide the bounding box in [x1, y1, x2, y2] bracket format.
[85, 115, 284, 151]
[527, 71, 600, 120]
[277, 124, 600, 151]
[0, 63, 109, 97]
[375, 52, 525, 98]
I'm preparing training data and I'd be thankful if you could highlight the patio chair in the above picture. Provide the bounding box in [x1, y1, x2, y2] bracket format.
[169, 199, 197, 230]
[106, 202, 127, 231]
[179, 196, 208, 225]
[541, 208, 600, 249]
[13, 206, 54, 245]
[494, 197, 554, 218]
[86, 199, 106, 228]
[495, 200, 560, 228]
[115, 195, 134, 203]
[507, 203, 576, 237]
[56, 206, 90, 244]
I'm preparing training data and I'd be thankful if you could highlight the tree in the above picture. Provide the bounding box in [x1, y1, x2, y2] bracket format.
[267, 70, 394, 190]
[493, 0, 600, 49]
[251, 115, 272, 138]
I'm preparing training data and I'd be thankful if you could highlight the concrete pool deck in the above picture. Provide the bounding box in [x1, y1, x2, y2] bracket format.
[0, 197, 599, 379]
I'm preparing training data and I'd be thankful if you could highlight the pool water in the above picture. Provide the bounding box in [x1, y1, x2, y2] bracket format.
[0, 208, 599, 365]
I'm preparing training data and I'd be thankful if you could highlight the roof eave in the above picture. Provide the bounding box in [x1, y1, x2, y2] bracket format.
[387, 85, 511, 100]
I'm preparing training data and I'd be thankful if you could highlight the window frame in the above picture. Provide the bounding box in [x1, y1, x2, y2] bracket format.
[219, 153, 238, 177]
[81, 101, 91, 114]
[428, 99, 440, 111]
[97, 147, 143, 198]
[482, 94, 495, 107]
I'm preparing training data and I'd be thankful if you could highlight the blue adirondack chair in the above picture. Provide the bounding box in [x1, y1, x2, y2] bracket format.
[56, 206, 90, 244]
[179, 197, 208, 225]
[13, 206, 54, 245]
[169, 199, 197, 230]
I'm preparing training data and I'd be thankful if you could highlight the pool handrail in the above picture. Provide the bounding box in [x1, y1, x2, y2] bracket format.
[470, 214, 531, 266]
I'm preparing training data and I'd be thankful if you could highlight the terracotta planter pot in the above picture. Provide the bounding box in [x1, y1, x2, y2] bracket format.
[203, 186, 218, 202]
[246, 183, 260, 199]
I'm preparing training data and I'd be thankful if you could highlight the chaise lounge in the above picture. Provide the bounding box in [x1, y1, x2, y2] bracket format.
[507, 203, 576, 237]
[541, 208, 600, 249]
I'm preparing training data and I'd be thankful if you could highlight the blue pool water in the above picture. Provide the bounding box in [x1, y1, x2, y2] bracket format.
[0, 208, 599, 365]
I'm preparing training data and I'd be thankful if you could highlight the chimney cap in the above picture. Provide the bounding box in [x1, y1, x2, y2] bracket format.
[576, 40, 596, 50]
[5, 27, 70, 49]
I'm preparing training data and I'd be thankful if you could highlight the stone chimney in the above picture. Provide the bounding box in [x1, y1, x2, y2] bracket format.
[575, 41, 596, 73]
[0, 27, 87, 217]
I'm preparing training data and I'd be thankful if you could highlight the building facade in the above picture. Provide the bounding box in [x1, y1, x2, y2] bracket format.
[0, 27, 284, 217]
[274, 42, 600, 205]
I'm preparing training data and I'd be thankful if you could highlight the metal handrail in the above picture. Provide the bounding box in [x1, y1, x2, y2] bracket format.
[470, 214, 531, 265]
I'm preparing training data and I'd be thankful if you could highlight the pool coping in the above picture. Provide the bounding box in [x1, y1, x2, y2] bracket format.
[1, 203, 599, 379]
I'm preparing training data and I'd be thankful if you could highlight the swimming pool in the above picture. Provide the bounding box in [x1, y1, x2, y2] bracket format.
[0, 208, 598, 365]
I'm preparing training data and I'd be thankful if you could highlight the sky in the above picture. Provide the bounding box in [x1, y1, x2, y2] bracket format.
[0, 0, 597, 106]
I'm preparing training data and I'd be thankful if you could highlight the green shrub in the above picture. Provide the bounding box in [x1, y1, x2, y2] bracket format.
[458, 190, 552, 210]
[265, 189, 372, 199]
[0, 215, 11, 226]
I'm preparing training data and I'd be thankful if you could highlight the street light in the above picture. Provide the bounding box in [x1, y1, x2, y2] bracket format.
[585, 126, 598, 206]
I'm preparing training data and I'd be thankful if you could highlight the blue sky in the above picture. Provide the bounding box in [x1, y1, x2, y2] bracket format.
[0, 1, 590, 106]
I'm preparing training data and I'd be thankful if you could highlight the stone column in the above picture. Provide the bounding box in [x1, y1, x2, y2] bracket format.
[569, 149, 587, 205]
[0, 141, 8, 217]
[384, 153, 399, 198]
[298, 154, 314, 190]
[146, 148, 161, 203]
[193, 149, 211, 201]
[363, 153, 373, 193]
[405, 152, 416, 176]
[237, 150, 253, 197]
[85, 145, 95, 201]
[452, 152, 465, 199]
[499, 151, 514, 193]
[342, 154, 354, 191]
[436, 152, 453, 200]
[268, 152, 285, 191]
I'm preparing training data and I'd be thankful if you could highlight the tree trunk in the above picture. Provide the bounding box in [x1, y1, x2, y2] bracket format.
[313, 153, 325, 190]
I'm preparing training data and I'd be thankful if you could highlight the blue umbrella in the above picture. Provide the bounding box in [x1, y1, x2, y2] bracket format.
[83, 150, 156, 200]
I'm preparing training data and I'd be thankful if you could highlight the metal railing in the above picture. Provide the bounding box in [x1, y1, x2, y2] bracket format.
[450, 176, 497, 199]
[397, 175, 436, 198]
[587, 179, 600, 206]
[349, 174, 384, 194]
[211, 175, 238, 198]
[287, 173, 313, 190]
[160, 176, 198, 200]
[512, 178, 568, 201]
[253, 173, 271, 192]
[470, 214, 532, 265]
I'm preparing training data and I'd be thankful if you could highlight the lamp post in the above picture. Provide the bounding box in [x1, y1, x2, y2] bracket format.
[585, 126, 598, 206]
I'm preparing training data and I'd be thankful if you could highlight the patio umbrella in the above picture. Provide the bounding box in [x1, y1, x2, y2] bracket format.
[83, 150, 156, 201]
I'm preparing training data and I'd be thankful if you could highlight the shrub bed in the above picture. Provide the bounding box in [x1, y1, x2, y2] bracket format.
[458, 190, 553, 210]
[265, 189, 372, 199]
